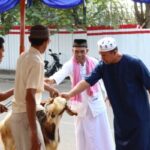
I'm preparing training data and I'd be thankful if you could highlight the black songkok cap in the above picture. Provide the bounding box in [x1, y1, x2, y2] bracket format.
[73, 39, 87, 48]
[29, 25, 49, 39]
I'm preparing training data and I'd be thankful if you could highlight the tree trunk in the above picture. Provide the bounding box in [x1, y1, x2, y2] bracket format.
[144, 4, 150, 28]
[134, 2, 145, 27]
[0, 14, 5, 23]
[72, 8, 82, 26]
[134, 2, 150, 28]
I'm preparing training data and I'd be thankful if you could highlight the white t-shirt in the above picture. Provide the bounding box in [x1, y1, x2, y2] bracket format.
[50, 57, 106, 117]
[12, 47, 44, 113]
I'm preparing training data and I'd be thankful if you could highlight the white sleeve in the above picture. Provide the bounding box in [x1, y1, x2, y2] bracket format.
[50, 61, 72, 85]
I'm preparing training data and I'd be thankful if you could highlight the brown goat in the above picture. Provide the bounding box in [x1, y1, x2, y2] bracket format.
[0, 97, 77, 150]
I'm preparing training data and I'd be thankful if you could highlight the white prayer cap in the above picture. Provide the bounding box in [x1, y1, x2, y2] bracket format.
[97, 37, 117, 52]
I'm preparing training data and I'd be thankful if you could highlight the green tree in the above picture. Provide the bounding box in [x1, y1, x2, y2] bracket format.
[0, 0, 137, 35]
[0, 6, 20, 34]
[86, 0, 135, 27]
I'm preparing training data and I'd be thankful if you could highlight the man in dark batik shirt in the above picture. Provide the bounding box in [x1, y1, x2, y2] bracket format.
[61, 37, 150, 150]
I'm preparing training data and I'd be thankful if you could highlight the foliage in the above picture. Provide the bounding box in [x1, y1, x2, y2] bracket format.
[25, 1, 86, 30]
[86, 0, 136, 27]
[0, 0, 137, 35]
[0, 6, 20, 35]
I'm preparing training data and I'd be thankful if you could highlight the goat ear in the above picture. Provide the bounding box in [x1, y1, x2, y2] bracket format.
[65, 105, 78, 116]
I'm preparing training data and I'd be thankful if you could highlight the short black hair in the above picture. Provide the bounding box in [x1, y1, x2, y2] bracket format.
[73, 39, 87, 48]
[0, 37, 4, 49]
[29, 25, 49, 46]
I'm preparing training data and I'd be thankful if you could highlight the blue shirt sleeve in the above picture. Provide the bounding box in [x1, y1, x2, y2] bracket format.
[135, 59, 150, 89]
[85, 61, 103, 86]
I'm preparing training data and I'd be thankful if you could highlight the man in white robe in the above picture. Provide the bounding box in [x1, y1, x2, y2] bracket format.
[46, 39, 115, 150]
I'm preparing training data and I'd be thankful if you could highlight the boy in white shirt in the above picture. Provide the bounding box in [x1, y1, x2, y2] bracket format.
[10, 25, 58, 150]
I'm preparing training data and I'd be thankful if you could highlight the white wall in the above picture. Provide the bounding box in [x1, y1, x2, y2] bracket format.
[0, 28, 150, 70]
[87, 29, 150, 69]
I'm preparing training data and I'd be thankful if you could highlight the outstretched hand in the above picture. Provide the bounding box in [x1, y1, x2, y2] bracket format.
[49, 87, 59, 98]
[60, 92, 71, 100]
[44, 81, 59, 98]
[0, 104, 8, 113]
[44, 78, 55, 85]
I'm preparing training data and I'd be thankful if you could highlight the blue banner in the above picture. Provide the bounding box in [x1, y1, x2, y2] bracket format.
[0, 0, 19, 14]
[132, 0, 150, 3]
[42, 0, 83, 9]
[0, 0, 83, 14]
